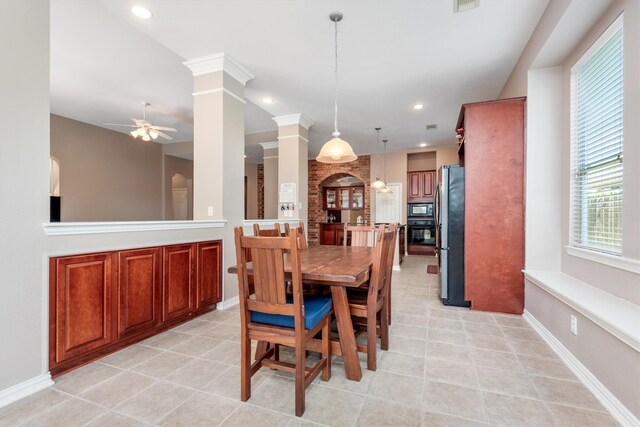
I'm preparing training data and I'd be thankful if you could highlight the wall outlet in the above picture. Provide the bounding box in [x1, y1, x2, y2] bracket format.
[207, 206, 213, 217]
[570, 315, 578, 335]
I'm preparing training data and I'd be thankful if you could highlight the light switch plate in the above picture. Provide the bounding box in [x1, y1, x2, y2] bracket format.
[207, 206, 213, 217]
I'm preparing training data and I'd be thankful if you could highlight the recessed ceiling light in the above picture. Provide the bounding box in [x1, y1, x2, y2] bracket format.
[244, 155, 247, 158]
[413, 104, 424, 110]
[419, 143, 428, 147]
[132, 6, 153, 19]
[262, 97, 274, 104]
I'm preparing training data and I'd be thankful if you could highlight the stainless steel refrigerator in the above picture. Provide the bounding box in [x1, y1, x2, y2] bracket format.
[435, 165, 469, 307]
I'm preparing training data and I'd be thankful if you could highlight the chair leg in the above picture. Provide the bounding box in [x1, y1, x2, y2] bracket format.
[240, 334, 252, 401]
[386, 287, 392, 325]
[380, 307, 389, 351]
[295, 340, 306, 417]
[367, 310, 377, 371]
[274, 344, 280, 362]
[255, 341, 268, 361]
[321, 317, 331, 381]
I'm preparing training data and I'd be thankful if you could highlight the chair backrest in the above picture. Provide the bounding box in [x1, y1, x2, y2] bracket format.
[285, 221, 308, 250]
[234, 227, 305, 329]
[383, 223, 398, 291]
[253, 223, 282, 237]
[344, 224, 375, 247]
[367, 224, 395, 302]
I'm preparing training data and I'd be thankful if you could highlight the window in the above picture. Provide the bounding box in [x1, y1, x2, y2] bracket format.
[570, 16, 624, 255]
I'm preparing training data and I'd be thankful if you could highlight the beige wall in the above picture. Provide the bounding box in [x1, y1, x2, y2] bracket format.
[435, 145, 459, 170]
[407, 151, 436, 172]
[245, 162, 259, 219]
[50, 114, 163, 221]
[164, 154, 193, 220]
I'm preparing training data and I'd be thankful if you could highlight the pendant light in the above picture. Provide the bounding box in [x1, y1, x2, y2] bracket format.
[379, 139, 393, 193]
[316, 11, 357, 164]
[371, 127, 387, 189]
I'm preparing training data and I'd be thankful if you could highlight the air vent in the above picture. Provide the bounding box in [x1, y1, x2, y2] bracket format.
[426, 124, 438, 130]
[454, 0, 480, 13]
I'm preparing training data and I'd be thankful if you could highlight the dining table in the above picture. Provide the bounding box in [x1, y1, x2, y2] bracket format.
[228, 244, 374, 381]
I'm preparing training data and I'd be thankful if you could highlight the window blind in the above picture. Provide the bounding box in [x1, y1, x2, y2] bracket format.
[571, 20, 624, 255]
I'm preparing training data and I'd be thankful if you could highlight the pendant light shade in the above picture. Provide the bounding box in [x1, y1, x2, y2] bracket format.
[316, 11, 357, 164]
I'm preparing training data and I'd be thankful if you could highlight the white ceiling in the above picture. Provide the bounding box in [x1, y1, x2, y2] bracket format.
[50, 0, 549, 158]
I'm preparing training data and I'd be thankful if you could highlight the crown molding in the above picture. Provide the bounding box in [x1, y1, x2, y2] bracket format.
[192, 87, 246, 104]
[278, 134, 309, 143]
[183, 52, 255, 85]
[259, 141, 279, 150]
[272, 114, 314, 130]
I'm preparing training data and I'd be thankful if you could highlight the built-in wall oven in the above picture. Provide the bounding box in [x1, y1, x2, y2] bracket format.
[407, 218, 436, 246]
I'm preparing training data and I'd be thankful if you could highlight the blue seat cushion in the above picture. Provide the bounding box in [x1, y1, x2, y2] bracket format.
[251, 295, 333, 330]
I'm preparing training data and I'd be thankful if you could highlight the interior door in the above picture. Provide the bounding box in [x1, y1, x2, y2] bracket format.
[375, 183, 402, 223]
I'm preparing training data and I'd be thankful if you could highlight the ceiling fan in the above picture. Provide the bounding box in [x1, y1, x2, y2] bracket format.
[105, 101, 176, 142]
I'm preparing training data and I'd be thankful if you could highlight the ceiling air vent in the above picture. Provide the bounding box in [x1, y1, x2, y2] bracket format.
[426, 124, 438, 130]
[454, 0, 480, 13]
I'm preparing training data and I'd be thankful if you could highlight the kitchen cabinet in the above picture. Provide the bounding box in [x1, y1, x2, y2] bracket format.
[49, 240, 222, 376]
[459, 97, 525, 314]
[319, 223, 345, 245]
[323, 186, 364, 210]
[407, 171, 435, 202]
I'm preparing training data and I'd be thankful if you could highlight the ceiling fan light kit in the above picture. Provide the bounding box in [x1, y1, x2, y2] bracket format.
[316, 11, 357, 164]
[106, 101, 176, 142]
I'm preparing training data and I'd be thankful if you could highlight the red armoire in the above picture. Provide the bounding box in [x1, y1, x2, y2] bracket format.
[457, 97, 525, 314]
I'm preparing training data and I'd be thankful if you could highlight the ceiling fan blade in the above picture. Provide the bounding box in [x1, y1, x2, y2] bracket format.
[149, 125, 177, 132]
[155, 131, 173, 141]
[131, 118, 146, 125]
[103, 123, 138, 128]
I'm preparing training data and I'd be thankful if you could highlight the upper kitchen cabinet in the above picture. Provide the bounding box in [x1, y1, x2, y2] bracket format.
[407, 170, 435, 202]
[323, 185, 365, 210]
[459, 97, 525, 314]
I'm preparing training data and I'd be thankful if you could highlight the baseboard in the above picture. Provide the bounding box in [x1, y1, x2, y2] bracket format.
[0, 373, 54, 409]
[393, 265, 401, 271]
[217, 295, 239, 310]
[523, 310, 640, 427]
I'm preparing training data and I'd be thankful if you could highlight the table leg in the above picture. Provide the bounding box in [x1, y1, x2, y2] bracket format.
[331, 286, 362, 381]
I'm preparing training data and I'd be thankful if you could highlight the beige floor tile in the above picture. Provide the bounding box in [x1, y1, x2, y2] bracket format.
[85, 410, 148, 426]
[201, 323, 241, 340]
[426, 341, 471, 364]
[53, 362, 122, 395]
[80, 371, 156, 408]
[286, 418, 324, 426]
[494, 314, 529, 328]
[201, 340, 242, 365]
[378, 351, 425, 378]
[164, 358, 230, 389]
[465, 332, 511, 352]
[203, 365, 270, 401]
[27, 397, 106, 427]
[548, 403, 620, 426]
[428, 308, 461, 320]
[322, 361, 375, 394]
[139, 330, 192, 350]
[131, 351, 194, 379]
[99, 344, 163, 370]
[508, 338, 558, 359]
[394, 312, 428, 324]
[114, 381, 195, 424]
[220, 405, 291, 426]
[390, 323, 428, 341]
[429, 318, 465, 332]
[423, 411, 489, 427]
[463, 321, 504, 336]
[518, 354, 576, 380]
[356, 397, 422, 427]
[476, 366, 539, 399]
[172, 319, 214, 335]
[423, 380, 489, 423]
[459, 311, 496, 324]
[301, 385, 365, 426]
[425, 358, 479, 388]
[243, 375, 313, 417]
[0, 388, 69, 425]
[170, 335, 225, 357]
[470, 348, 525, 372]
[428, 328, 468, 346]
[500, 325, 542, 342]
[388, 335, 427, 357]
[397, 304, 429, 316]
[368, 370, 424, 406]
[531, 375, 605, 410]
[157, 391, 238, 426]
[483, 391, 556, 427]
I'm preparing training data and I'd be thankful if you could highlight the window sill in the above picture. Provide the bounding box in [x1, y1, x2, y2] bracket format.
[565, 246, 640, 275]
[43, 220, 227, 236]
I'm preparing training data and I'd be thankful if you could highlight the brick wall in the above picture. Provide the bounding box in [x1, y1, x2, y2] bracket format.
[257, 164, 264, 219]
[308, 156, 371, 245]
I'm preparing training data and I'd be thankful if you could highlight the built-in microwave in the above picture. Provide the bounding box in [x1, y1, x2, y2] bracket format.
[408, 202, 434, 218]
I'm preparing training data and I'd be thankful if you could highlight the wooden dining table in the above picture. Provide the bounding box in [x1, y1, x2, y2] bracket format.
[228, 245, 374, 381]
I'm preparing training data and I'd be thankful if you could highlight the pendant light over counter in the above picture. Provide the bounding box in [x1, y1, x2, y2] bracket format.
[371, 127, 387, 190]
[316, 11, 357, 164]
[379, 139, 392, 193]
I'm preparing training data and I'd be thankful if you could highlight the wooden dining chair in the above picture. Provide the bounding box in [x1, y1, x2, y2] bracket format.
[344, 224, 375, 247]
[234, 227, 332, 417]
[347, 224, 395, 371]
[384, 223, 398, 325]
[284, 221, 308, 250]
[253, 222, 283, 237]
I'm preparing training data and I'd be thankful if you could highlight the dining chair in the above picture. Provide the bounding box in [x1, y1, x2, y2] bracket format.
[346, 224, 395, 371]
[253, 222, 283, 237]
[384, 223, 398, 325]
[234, 227, 332, 417]
[284, 221, 308, 250]
[343, 224, 375, 247]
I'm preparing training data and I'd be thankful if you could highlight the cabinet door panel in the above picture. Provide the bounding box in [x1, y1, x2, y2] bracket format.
[118, 248, 161, 339]
[163, 244, 195, 321]
[196, 241, 222, 309]
[422, 171, 434, 197]
[55, 253, 114, 363]
[408, 172, 421, 199]
[320, 227, 335, 245]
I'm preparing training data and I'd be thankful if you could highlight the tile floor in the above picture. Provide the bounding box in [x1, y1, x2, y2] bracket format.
[0, 256, 620, 426]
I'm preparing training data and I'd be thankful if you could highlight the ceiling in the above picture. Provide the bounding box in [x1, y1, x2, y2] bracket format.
[50, 0, 549, 159]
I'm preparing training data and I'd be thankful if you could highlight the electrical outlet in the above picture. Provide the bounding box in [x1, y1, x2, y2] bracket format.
[570, 315, 578, 335]
[207, 206, 213, 217]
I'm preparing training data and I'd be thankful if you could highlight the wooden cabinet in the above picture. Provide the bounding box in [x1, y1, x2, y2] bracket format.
[459, 98, 525, 314]
[51, 253, 116, 364]
[117, 248, 161, 339]
[49, 240, 222, 376]
[319, 223, 345, 245]
[407, 171, 435, 202]
[323, 186, 364, 210]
